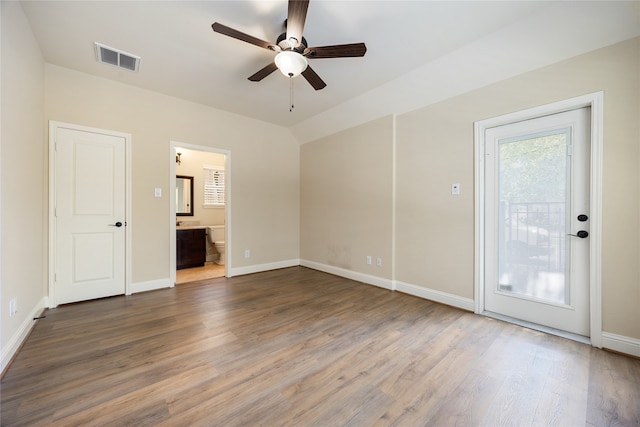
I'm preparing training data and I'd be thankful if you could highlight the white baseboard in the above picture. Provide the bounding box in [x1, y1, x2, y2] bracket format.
[130, 259, 302, 293]
[395, 280, 475, 312]
[299, 261, 474, 313]
[230, 259, 301, 277]
[1, 297, 47, 375]
[300, 260, 394, 290]
[130, 278, 172, 294]
[602, 331, 640, 358]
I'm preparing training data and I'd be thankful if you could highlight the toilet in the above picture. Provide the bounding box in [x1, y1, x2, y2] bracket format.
[207, 225, 225, 265]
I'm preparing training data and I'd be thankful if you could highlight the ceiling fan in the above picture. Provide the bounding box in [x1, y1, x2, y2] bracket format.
[211, 0, 367, 91]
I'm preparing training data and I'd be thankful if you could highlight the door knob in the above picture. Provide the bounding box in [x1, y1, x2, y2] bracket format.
[109, 221, 123, 227]
[569, 230, 589, 238]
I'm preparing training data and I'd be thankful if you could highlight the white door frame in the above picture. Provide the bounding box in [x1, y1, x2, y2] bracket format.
[169, 141, 232, 286]
[474, 92, 604, 348]
[48, 121, 132, 308]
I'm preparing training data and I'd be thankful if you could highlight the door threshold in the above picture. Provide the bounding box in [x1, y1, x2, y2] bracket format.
[482, 311, 591, 345]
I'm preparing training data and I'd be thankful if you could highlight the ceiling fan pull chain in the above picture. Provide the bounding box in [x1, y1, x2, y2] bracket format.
[289, 75, 294, 112]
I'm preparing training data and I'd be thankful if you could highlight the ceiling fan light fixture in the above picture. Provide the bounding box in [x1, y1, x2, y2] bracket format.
[274, 51, 308, 77]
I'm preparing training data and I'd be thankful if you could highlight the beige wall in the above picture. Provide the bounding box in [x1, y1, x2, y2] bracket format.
[1, 1, 46, 367]
[395, 107, 475, 299]
[174, 147, 226, 226]
[44, 64, 300, 284]
[301, 116, 393, 278]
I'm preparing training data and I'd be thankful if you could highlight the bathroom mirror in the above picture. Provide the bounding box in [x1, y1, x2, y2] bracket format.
[176, 175, 194, 216]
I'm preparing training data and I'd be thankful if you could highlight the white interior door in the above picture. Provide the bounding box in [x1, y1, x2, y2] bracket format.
[484, 108, 590, 336]
[53, 125, 127, 305]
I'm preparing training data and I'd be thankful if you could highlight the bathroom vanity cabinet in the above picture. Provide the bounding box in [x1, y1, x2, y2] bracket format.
[176, 228, 206, 270]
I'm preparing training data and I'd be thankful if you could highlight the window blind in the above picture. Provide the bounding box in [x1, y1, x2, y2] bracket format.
[203, 166, 225, 206]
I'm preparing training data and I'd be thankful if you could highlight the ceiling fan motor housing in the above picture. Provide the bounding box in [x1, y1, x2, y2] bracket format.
[276, 32, 307, 53]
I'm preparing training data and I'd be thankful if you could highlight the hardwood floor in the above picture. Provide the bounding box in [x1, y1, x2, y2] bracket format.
[2, 266, 639, 426]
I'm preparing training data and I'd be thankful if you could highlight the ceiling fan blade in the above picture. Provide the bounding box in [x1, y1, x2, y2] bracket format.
[301, 66, 326, 90]
[305, 43, 367, 58]
[286, 0, 309, 48]
[212, 22, 276, 51]
[248, 62, 278, 82]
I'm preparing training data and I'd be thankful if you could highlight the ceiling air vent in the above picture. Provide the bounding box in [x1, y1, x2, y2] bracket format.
[94, 42, 140, 72]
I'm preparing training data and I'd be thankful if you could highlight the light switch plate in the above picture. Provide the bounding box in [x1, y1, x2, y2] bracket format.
[451, 183, 460, 195]
[154, 188, 162, 198]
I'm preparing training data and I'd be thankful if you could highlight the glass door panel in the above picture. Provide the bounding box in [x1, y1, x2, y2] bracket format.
[498, 129, 571, 305]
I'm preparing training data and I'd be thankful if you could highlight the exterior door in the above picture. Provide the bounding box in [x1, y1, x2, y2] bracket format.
[53, 124, 127, 305]
[484, 108, 590, 336]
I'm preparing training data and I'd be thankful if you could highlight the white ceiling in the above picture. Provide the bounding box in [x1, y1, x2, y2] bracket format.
[20, 1, 640, 136]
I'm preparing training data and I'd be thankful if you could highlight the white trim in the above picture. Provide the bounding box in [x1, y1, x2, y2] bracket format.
[48, 121, 132, 308]
[601, 332, 640, 358]
[474, 118, 485, 316]
[170, 141, 231, 283]
[301, 260, 472, 311]
[395, 280, 475, 312]
[231, 259, 301, 277]
[300, 260, 394, 291]
[130, 278, 172, 294]
[125, 127, 133, 296]
[0, 297, 46, 375]
[474, 92, 604, 347]
[588, 93, 604, 348]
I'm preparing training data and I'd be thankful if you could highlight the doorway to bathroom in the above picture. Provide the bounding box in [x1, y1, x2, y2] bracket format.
[170, 141, 230, 285]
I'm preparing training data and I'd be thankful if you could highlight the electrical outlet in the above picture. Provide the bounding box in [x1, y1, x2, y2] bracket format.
[244, 250, 251, 258]
[366, 256, 372, 265]
[377, 257, 382, 267]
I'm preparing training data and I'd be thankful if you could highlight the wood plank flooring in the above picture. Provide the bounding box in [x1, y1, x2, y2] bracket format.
[2, 266, 639, 426]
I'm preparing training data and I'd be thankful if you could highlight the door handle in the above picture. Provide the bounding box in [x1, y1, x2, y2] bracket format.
[568, 230, 589, 238]
[109, 221, 123, 227]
